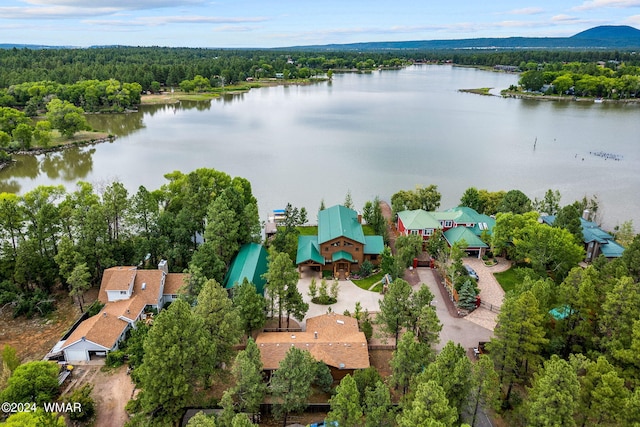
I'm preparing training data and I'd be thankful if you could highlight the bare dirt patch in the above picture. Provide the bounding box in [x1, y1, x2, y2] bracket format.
[0, 287, 97, 362]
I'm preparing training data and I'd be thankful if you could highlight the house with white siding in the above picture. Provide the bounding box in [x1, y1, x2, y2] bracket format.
[57, 261, 187, 363]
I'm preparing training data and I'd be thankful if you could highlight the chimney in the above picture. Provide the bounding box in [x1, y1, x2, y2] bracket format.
[357, 214, 362, 224]
[582, 209, 591, 221]
[158, 259, 168, 274]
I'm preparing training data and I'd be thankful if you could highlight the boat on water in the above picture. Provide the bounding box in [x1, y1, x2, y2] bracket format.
[594, 97, 604, 103]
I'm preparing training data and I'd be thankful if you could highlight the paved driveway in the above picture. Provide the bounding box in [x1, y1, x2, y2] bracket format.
[415, 268, 494, 351]
[297, 275, 381, 328]
[296, 268, 494, 351]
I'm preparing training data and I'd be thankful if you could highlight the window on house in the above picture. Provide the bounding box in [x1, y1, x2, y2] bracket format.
[331, 241, 341, 247]
[120, 291, 127, 295]
[424, 229, 433, 236]
[325, 247, 329, 251]
[355, 247, 359, 251]
[444, 220, 453, 227]
[343, 241, 353, 247]
[410, 230, 419, 235]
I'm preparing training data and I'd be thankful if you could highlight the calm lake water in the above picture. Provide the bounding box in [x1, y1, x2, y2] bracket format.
[2, 65, 639, 229]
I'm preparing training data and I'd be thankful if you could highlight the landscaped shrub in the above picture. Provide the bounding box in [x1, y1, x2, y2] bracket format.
[312, 279, 337, 305]
[358, 260, 374, 278]
[106, 350, 125, 368]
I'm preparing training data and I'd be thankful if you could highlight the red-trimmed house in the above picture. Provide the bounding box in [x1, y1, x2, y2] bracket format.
[397, 206, 495, 257]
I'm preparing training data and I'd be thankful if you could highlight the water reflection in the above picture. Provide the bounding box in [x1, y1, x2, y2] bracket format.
[0, 147, 95, 193]
[40, 148, 95, 180]
[86, 111, 145, 137]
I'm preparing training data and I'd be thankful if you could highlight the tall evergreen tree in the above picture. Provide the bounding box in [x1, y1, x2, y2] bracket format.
[488, 290, 548, 403]
[270, 347, 317, 427]
[225, 338, 266, 423]
[138, 299, 206, 423]
[525, 355, 580, 427]
[262, 251, 299, 330]
[397, 380, 457, 427]
[419, 341, 472, 419]
[364, 380, 395, 427]
[468, 355, 500, 427]
[232, 279, 267, 335]
[193, 279, 242, 384]
[327, 374, 363, 427]
[390, 331, 430, 394]
[378, 278, 413, 345]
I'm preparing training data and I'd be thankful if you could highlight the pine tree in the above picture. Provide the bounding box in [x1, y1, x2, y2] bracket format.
[419, 341, 472, 419]
[364, 380, 395, 427]
[378, 278, 413, 345]
[468, 355, 500, 427]
[488, 290, 548, 403]
[525, 355, 579, 427]
[390, 331, 430, 394]
[457, 280, 478, 311]
[397, 380, 457, 427]
[193, 279, 242, 385]
[227, 338, 267, 423]
[327, 374, 363, 427]
[232, 278, 267, 335]
[270, 347, 317, 427]
[138, 299, 206, 422]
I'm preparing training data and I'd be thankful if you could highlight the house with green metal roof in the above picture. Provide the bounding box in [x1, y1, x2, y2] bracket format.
[540, 215, 625, 262]
[223, 242, 269, 295]
[296, 205, 384, 278]
[396, 206, 494, 256]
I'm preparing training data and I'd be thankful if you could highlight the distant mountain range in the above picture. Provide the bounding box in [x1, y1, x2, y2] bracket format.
[2, 25, 640, 51]
[285, 25, 640, 51]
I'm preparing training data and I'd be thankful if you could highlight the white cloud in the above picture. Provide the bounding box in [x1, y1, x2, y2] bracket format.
[507, 7, 545, 15]
[24, 0, 205, 9]
[623, 13, 640, 23]
[84, 15, 269, 28]
[573, 0, 640, 11]
[0, 5, 119, 19]
[552, 14, 580, 22]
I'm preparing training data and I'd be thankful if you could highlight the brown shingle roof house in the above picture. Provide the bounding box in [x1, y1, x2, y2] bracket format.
[59, 261, 187, 362]
[255, 313, 369, 377]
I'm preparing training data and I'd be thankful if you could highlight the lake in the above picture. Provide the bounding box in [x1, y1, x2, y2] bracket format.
[1, 65, 639, 230]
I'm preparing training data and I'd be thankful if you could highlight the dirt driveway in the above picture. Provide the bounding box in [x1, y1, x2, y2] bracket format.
[62, 364, 134, 427]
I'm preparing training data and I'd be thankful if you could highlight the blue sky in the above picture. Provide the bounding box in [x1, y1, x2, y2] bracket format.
[1, 0, 639, 48]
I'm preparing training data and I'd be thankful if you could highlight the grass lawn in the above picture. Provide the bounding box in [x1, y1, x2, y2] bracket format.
[362, 224, 376, 235]
[493, 268, 519, 293]
[352, 271, 385, 291]
[296, 226, 318, 235]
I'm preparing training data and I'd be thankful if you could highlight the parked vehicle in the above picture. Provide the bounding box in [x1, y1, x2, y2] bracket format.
[464, 264, 479, 281]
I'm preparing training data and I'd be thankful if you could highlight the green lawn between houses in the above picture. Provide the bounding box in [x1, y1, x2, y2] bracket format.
[352, 271, 385, 292]
[294, 225, 378, 236]
[493, 267, 519, 294]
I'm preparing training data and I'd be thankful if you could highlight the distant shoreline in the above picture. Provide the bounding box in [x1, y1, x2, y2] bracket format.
[461, 87, 640, 103]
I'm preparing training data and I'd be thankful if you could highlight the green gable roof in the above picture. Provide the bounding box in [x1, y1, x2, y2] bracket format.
[443, 227, 488, 249]
[332, 250, 354, 262]
[223, 243, 268, 295]
[318, 205, 366, 244]
[397, 209, 441, 230]
[296, 236, 325, 265]
[364, 235, 384, 255]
